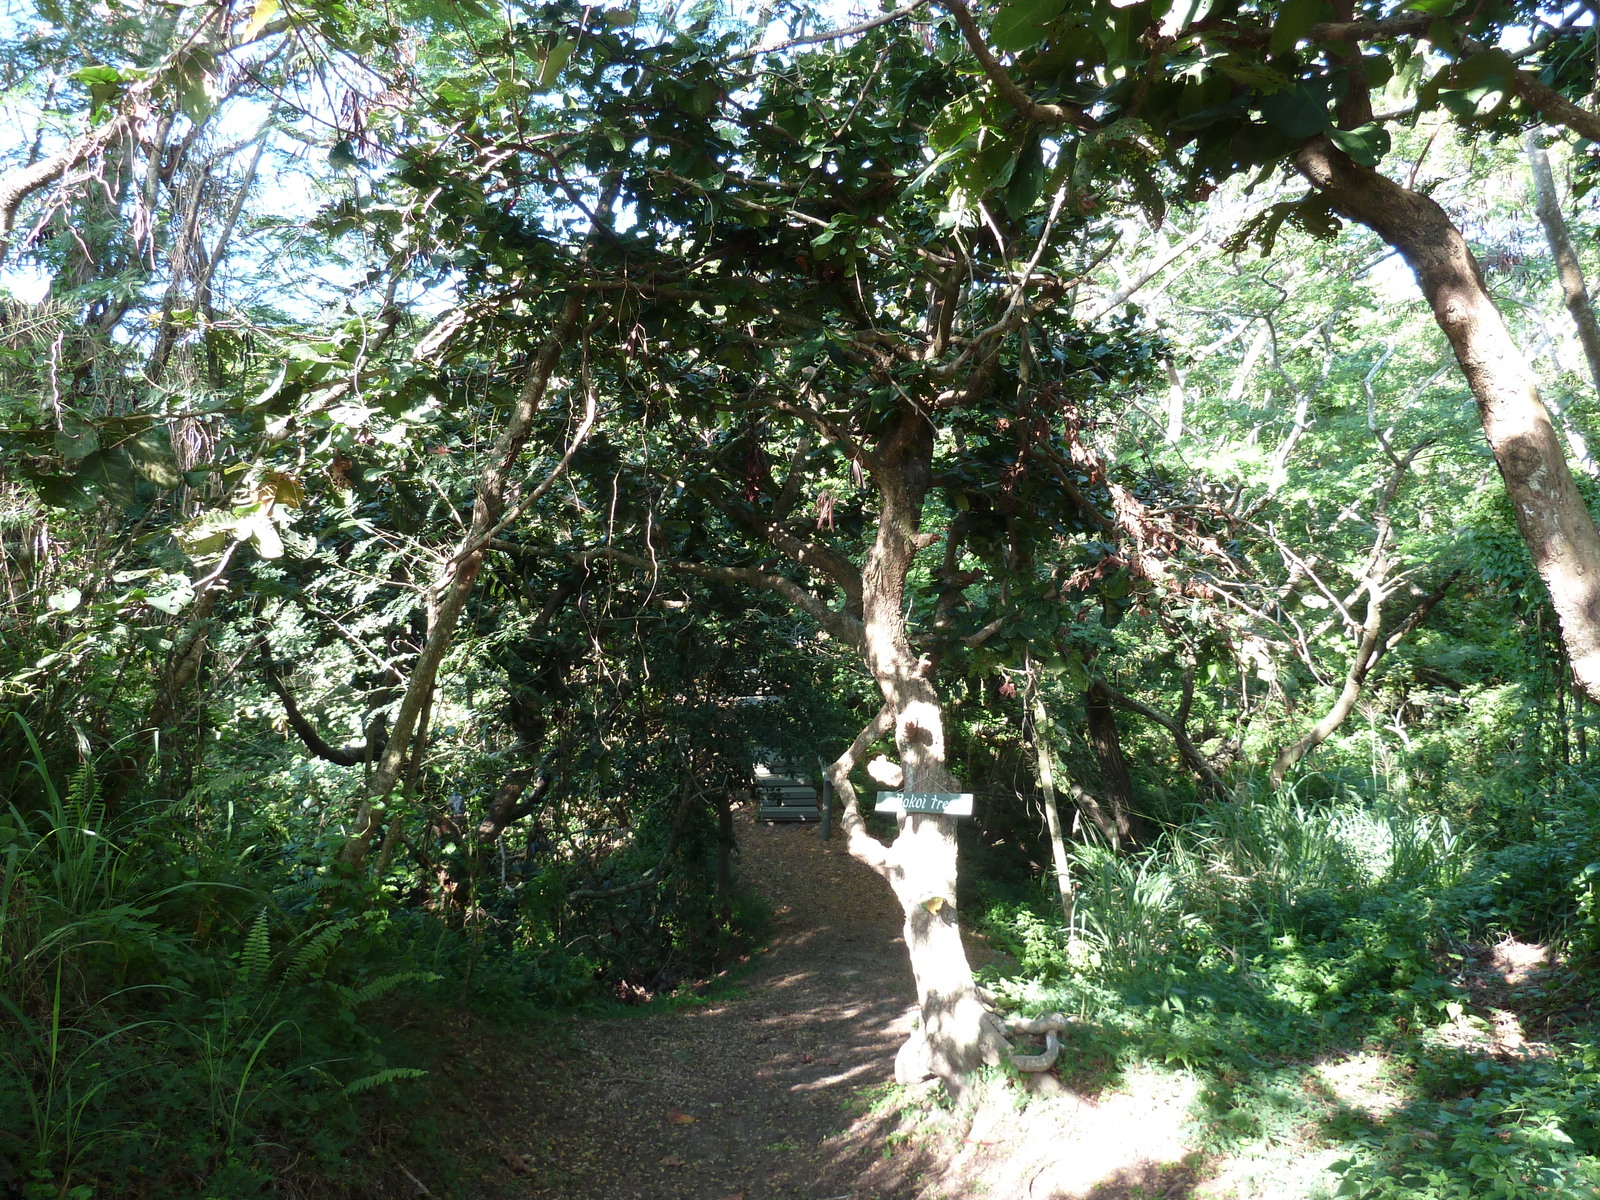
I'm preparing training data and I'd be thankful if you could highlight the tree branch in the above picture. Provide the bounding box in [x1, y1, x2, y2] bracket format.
[935, 0, 1098, 130]
[827, 703, 895, 876]
[727, 0, 932, 62]
[1089, 677, 1228, 796]
[580, 547, 865, 646]
[259, 639, 388, 768]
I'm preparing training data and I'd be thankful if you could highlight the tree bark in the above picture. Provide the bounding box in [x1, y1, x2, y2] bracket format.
[475, 768, 549, 842]
[1293, 136, 1600, 703]
[820, 408, 1009, 1093]
[1025, 665, 1074, 922]
[1526, 130, 1600, 401]
[1084, 682, 1145, 847]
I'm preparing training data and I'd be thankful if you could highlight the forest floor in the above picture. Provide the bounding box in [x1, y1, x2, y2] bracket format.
[434, 812, 1206, 1200]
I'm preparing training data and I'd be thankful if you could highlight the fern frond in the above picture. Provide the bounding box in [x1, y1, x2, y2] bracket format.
[343, 1066, 428, 1096]
[284, 917, 357, 984]
[66, 763, 99, 814]
[349, 970, 440, 1007]
[239, 910, 271, 988]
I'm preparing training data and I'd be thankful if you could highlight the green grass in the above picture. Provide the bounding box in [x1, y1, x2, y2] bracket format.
[979, 785, 1600, 1200]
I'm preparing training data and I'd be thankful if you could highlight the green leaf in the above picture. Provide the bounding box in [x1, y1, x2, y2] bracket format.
[54, 423, 100, 461]
[178, 528, 230, 559]
[248, 363, 288, 409]
[125, 428, 182, 488]
[1213, 57, 1290, 91]
[1159, 0, 1214, 38]
[70, 65, 125, 87]
[144, 577, 195, 615]
[929, 94, 986, 154]
[990, 0, 1069, 53]
[537, 38, 578, 89]
[1329, 123, 1390, 166]
[1450, 48, 1515, 90]
[1258, 86, 1329, 138]
[74, 449, 137, 507]
[46, 588, 82, 613]
[1171, 92, 1250, 131]
[239, 510, 284, 560]
[1362, 52, 1394, 90]
[1269, 0, 1326, 54]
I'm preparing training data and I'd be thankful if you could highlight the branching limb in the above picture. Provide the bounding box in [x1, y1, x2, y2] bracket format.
[828, 704, 895, 877]
[1090, 677, 1229, 796]
[580, 547, 865, 646]
[476, 768, 552, 841]
[705, 491, 865, 612]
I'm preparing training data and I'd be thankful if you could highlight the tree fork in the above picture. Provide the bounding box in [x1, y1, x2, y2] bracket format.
[1293, 136, 1600, 703]
[338, 290, 589, 868]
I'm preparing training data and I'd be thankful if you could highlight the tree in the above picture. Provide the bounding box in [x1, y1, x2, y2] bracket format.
[933, 0, 1600, 703]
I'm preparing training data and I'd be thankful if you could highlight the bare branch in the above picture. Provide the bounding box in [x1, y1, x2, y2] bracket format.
[727, 0, 932, 62]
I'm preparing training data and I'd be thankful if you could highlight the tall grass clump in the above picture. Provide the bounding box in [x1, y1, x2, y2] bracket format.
[0, 716, 437, 1198]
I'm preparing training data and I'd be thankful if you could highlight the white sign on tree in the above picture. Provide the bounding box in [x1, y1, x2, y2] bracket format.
[874, 792, 975, 817]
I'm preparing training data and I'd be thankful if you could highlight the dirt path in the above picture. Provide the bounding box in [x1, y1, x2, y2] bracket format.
[445, 813, 1205, 1200]
[453, 814, 938, 1200]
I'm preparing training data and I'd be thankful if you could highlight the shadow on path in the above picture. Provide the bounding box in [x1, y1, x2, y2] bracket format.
[456, 812, 937, 1200]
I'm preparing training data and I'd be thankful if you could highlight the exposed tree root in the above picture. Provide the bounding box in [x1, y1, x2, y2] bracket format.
[1004, 1012, 1074, 1073]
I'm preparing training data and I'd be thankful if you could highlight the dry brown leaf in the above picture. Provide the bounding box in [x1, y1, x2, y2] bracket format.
[668, 1111, 697, 1124]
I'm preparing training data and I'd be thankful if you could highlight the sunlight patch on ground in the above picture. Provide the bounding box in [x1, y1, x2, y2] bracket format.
[1313, 1051, 1406, 1118]
[1198, 1143, 1346, 1200]
[909, 1063, 1202, 1199]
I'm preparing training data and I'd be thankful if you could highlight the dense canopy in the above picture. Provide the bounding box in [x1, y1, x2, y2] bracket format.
[2, 0, 1600, 1194]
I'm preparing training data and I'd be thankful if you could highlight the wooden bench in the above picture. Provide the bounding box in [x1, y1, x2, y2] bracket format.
[754, 760, 820, 823]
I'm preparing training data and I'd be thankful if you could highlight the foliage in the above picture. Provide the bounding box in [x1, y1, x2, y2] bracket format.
[3, 0, 1600, 1190]
[981, 778, 1600, 1198]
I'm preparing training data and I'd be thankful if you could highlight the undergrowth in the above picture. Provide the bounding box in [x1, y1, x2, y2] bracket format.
[980, 782, 1600, 1200]
[0, 718, 452, 1198]
[0, 711, 773, 1198]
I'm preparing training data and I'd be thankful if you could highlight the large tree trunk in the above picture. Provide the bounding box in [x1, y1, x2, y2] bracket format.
[1294, 137, 1600, 703]
[832, 408, 1009, 1093]
[1084, 682, 1145, 847]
